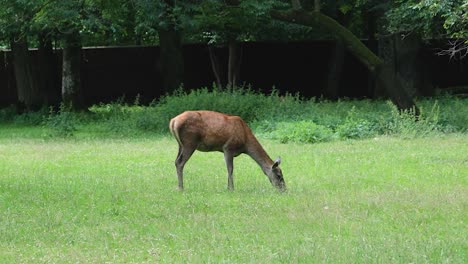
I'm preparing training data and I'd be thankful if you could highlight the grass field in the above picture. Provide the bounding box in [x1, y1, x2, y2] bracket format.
[0, 130, 466, 263]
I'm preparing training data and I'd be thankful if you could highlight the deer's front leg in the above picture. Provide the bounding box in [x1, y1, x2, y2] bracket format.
[224, 152, 234, 191]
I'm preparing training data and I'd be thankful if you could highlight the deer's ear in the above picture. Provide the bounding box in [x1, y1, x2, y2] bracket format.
[272, 157, 281, 169]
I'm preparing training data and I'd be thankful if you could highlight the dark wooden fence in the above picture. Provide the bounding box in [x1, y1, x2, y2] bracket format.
[1, 41, 466, 107]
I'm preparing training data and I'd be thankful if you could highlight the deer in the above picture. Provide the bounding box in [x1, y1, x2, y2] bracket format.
[169, 110, 285, 191]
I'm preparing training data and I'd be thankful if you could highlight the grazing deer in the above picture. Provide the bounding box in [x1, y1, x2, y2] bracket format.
[169, 110, 285, 191]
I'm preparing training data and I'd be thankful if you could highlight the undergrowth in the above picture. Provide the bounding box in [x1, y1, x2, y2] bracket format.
[44, 104, 78, 137]
[0, 87, 466, 142]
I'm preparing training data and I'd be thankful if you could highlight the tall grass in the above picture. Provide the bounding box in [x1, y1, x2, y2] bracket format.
[0, 87, 466, 141]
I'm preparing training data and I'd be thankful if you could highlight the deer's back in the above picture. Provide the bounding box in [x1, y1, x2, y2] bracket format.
[170, 111, 250, 152]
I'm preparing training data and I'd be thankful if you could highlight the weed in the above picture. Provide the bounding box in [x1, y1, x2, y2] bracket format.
[1, 88, 466, 141]
[386, 101, 441, 138]
[269, 121, 335, 143]
[13, 107, 48, 125]
[0, 105, 16, 122]
[44, 104, 78, 137]
[336, 107, 378, 139]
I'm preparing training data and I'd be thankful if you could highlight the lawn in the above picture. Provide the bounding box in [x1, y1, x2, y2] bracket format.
[0, 132, 466, 263]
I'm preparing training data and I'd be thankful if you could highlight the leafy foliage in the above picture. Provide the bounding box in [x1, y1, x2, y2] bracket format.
[335, 107, 378, 139]
[45, 104, 78, 137]
[386, 0, 468, 39]
[3, 89, 466, 141]
[0, 106, 17, 122]
[0, 0, 42, 40]
[194, 0, 283, 43]
[268, 121, 335, 143]
[1, 0, 466, 48]
[385, 101, 441, 139]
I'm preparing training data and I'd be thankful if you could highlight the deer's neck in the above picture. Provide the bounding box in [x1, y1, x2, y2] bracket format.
[246, 136, 274, 173]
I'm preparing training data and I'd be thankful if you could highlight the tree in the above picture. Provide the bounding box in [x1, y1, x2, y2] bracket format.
[37, 31, 60, 106]
[359, 0, 467, 97]
[0, 0, 44, 110]
[44, 1, 84, 110]
[34, 0, 110, 110]
[271, 1, 419, 112]
[386, 0, 468, 59]
[196, 0, 243, 88]
[135, 0, 186, 94]
[195, 0, 281, 89]
[322, 0, 344, 100]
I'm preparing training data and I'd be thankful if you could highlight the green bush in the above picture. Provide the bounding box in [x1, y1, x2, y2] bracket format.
[137, 86, 293, 134]
[157, 86, 274, 123]
[385, 101, 440, 138]
[421, 96, 467, 132]
[0, 105, 17, 122]
[89, 99, 141, 135]
[268, 121, 334, 143]
[13, 107, 49, 125]
[336, 107, 378, 139]
[336, 119, 377, 139]
[45, 104, 78, 137]
[135, 108, 167, 133]
[1, 88, 466, 141]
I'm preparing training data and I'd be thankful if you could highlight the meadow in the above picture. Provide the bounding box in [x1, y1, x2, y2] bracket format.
[0, 89, 467, 263]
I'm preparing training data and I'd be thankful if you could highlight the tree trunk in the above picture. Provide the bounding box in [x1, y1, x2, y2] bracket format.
[325, 39, 344, 99]
[324, 0, 343, 100]
[363, 8, 378, 97]
[62, 29, 84, 110]
[208, 46, 224, 88]
[10, 36, 42, 110]
[271, 9, 418, 112]
[378, 33, 434, 97]
[227, 40, 242, 89]
[314, 0, 321, 12]
[224, 0, 242, 89]
[38, 32, 60, 106]
[158, 27, 184, 94]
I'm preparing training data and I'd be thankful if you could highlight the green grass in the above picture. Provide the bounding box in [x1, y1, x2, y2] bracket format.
[1, 134, 467, 263]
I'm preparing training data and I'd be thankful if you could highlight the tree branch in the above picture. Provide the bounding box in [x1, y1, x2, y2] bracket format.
[270, 8, 418, 112]
[436, 39, 468, 60]
[270, 9, 383, 73]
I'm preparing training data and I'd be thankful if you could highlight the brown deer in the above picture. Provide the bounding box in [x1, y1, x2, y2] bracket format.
[169, 110, 285, 191]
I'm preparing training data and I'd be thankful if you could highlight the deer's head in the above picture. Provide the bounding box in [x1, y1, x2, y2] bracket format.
[268, 157, 286, 191]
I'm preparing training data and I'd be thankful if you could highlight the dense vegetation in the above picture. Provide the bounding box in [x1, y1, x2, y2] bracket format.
[1, 1, 466, 262]
[1, 101, 466, 262]
[2, 0, 466, 110]
[1, 89, 466, 141]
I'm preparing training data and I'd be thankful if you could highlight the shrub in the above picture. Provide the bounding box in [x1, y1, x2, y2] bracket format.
[157, 86, 273, 123]
[2, 88, 466, 141]
[89, 99, 139, 135]
[336, 107, 378, 139]
[13, 107, 49, 125]
[268, 121, 334, 144]
[45, 104, 78, 137]
[0, 105, 17, 122]
[135, 107, 168, 133]
[385, 101, 440, 138]
[422, 96, 467, 132]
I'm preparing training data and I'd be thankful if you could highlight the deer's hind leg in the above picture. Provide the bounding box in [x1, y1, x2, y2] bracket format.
[175, 144, 196, 190]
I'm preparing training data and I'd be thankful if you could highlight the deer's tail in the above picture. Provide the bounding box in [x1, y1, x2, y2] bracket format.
[169, 118, 183, 146]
